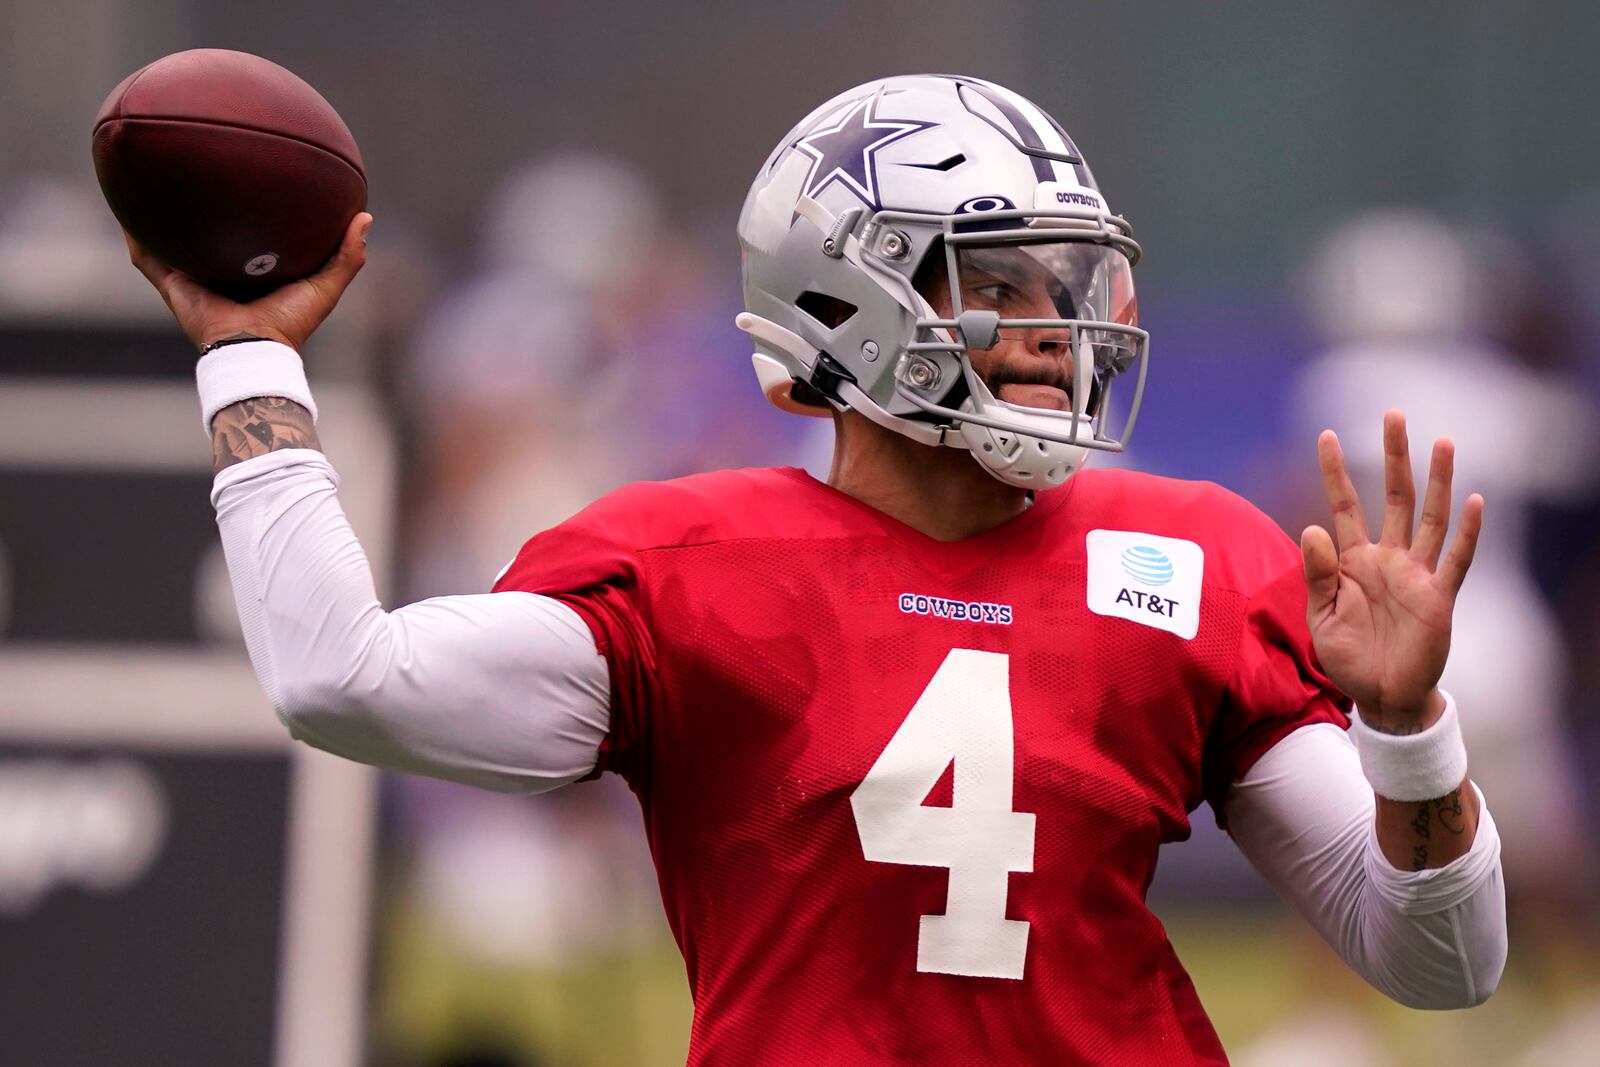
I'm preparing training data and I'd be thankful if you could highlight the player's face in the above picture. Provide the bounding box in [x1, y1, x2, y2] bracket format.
[918, 241, 1138, 414]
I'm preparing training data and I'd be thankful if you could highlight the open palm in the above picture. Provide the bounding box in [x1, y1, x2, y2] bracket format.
[1301, 412, 1484, 730]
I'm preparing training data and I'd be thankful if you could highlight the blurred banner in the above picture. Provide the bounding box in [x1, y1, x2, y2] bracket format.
[0, 316, 390, 1067]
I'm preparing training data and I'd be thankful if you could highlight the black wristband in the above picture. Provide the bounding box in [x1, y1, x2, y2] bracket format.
[199, 334, 270, 355]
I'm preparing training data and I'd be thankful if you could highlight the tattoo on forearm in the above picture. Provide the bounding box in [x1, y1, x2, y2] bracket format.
[1407, 788, 1466, 870]
[210, 396, 320, 472]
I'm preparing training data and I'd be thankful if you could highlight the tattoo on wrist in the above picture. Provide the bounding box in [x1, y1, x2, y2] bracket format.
[210, 396, 320, 472]
[1436, 788, 1466, 836]
[1407, 788, 1465, 870]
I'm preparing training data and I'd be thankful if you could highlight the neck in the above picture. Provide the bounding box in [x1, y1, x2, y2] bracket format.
[825, 410, 1030, 542]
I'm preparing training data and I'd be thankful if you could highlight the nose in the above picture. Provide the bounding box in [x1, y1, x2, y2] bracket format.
[1025, 312, 1069, 360]
[1032, 332, 1066, 358]
[1015, 290, 1066, 357]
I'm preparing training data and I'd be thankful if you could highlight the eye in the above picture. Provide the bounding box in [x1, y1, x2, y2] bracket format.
[968, 281, 1017, 307]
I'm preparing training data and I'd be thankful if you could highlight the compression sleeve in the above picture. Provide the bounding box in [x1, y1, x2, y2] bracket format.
[211, 447, 611, 792]
[1223, 721, 1506, 1010]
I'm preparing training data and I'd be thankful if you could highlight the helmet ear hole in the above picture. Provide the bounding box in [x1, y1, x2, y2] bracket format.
[796, 291, 858, 329]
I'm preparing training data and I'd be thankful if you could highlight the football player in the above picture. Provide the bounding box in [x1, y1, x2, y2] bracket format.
[125, 75, 1504, 1064]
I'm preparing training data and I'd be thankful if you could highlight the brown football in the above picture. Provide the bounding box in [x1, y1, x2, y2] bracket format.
[92, 49, 366, 299]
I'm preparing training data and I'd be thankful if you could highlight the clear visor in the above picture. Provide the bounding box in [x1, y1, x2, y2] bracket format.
[924, 239, 1143, 418]
[953, 240, 1139, 331]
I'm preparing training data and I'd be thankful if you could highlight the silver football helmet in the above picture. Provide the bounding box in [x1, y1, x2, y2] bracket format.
[737, 74, 1147, 489]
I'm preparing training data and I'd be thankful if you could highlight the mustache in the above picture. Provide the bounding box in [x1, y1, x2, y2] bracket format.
[982, 358, 1077, 395]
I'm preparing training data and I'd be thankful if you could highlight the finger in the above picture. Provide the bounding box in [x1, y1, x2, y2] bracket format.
[1436, 493, 1484, 593]
[1379, 410, 1416, 547]
[305, 212, 372, 297]
[1317, 430, 1370, 550]
[1300, 524, 1341, 619]
[1411, 438, 1455, 568]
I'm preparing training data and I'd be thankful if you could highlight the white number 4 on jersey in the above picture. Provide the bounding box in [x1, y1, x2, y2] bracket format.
[850, 648, 1036, 979]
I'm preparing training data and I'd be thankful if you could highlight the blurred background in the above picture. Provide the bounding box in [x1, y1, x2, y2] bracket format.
[2, 1, 1599, 1064]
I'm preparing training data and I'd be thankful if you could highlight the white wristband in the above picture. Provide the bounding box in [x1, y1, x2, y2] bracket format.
[195, 339, 317, 435]
[1350, 691, 1469, 802]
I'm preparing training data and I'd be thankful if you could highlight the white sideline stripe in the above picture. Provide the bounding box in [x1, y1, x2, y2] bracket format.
[0, 647, 289, 747]
[0, 381, 201, 469]
[0, 381, 383, 471]
[277, 746, 376, 1067]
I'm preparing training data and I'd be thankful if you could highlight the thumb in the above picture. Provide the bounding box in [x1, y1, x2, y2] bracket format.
[305, 212, 372, 299]
[1301, 524, 1340, 617]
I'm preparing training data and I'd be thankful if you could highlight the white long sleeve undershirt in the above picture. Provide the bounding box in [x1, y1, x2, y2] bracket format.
[1225, 720, 1505, 1009]
[212, 447, 1506, 1008]
[212, 448, 610, 793]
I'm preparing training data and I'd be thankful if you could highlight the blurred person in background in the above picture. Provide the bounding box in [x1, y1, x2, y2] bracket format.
[388, 154, 753, 1065]
[404, 152, 814, 597]
[1489, 196, 1600, 1067]
[403, 152, 664, 598]
[1294, 212, 1596, 902]
[1534, 190, 1600, 822]
[1239, 210, 1600, 1066]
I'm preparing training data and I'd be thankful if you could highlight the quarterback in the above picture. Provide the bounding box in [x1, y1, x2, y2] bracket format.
[126, 76, 1504, 1064]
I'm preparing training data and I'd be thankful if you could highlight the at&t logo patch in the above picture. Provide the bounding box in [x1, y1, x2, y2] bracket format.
[1086, 530, 1204, 639]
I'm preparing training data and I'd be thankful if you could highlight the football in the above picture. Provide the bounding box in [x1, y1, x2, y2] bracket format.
[91, 48, 366, 299]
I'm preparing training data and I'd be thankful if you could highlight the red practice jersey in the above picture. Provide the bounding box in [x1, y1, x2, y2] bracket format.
[493, 466, 1349, 1065]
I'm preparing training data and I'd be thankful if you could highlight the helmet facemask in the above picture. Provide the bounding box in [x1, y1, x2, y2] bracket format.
[886, 207, 1149, 488]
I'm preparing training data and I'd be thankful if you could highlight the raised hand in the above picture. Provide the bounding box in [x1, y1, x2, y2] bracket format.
[1300, 411, 1484, 733]
[125, 212, 372, 352]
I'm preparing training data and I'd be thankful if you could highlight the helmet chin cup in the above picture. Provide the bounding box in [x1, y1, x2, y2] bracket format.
[957, 377, 1091, 490]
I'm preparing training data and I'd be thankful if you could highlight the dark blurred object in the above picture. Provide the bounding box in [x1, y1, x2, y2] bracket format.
[0, 467, 213, 643]
[0, 320, 191, 378]
[92, 48, 366, 299]
[419, 1037, 546, 1067]
[0, 321, 218, 645]
[0, 745, 289, 1067]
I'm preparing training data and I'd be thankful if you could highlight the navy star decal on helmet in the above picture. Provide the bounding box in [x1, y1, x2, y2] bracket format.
[737, 74, 1148, 489]
[794, 94, 937, 210]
